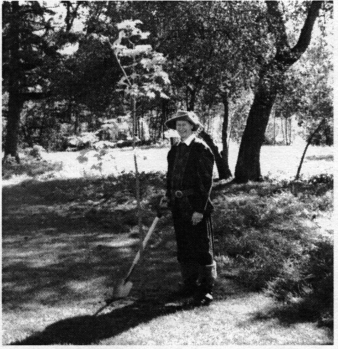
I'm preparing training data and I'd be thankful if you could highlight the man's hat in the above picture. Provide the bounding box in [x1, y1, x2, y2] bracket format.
[165, 111, 202, 131]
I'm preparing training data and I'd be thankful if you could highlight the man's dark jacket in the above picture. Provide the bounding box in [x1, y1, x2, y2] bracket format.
[166, 137, 214, 216]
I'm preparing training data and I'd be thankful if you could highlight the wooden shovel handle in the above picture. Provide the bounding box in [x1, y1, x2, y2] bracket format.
[124, 216, 160, 283]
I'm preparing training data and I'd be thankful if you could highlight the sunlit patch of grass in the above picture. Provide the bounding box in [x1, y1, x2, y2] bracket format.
[102, 293, 332, 345]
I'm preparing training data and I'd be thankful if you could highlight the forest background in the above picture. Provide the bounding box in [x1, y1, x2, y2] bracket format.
[2, 0, 334, 182]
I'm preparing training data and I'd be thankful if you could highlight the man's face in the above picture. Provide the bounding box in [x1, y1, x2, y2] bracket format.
[176, 120, 194, 141]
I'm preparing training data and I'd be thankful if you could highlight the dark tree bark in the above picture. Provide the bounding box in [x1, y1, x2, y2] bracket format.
[234, 1, 322, 183]
[187, 97, 231, 180]
[295, 118, 326, 180]
[220, 92, 233, 180]
[5, 94, 24, 163]
[198, 130, 231, 181]
[3, 2, 22, 162]
[234, 63, 278, 182]
[188, 88, 197, 112]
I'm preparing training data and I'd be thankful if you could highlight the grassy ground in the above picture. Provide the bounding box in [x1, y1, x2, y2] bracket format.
[2, 144, 335, 345]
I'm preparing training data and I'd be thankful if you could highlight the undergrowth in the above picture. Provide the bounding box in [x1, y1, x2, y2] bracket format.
[2, 155, 63, 180]
[213, 174, 334, 328]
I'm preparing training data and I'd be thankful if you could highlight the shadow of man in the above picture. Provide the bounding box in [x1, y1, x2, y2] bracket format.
[10, 293, 195, 345]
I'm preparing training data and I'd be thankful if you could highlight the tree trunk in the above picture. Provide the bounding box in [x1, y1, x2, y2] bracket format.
[285, 118, 288, 145]
[220, 93, 232, 179]
[188, 88, 197, 112]
[295, 118, 326, 180]
[188, 91, 231, 180]
[161, 100, 168, 140]
[234, 0, 322, 183]
[74, 111, 80, 135]
[4, 92, 24, 162]
[132, 97, 144, 259]
[273, 109, 276, 145]
[199, 130, 231, 181]
[3, 2, 22, 163]
[234, 71, 277, 182]
[281, 117, 285, 145]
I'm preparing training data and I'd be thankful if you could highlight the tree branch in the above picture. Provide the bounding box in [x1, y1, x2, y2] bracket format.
[63, 1, 83, 32]
[19, 92, 51, 101]
[290, 1, 322, 57]
[270, 1, 322, 65]
[295, 117, 326, 180]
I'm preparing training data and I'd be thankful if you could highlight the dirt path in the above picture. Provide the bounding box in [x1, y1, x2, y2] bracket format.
[2, 175, 333, 345]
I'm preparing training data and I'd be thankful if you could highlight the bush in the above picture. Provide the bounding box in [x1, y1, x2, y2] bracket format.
[308, 173, 333, 186]
[213, 177, 333, 325]
[265, 236, 333, 326]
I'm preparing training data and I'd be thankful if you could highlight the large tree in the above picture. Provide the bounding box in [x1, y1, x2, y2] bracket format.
[234, 1, 324, 183]
[2, 1, 83, 162]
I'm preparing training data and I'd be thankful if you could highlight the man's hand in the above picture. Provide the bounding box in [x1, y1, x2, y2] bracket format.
[159, 196, 170, 210]
[192, 212, 203, 225]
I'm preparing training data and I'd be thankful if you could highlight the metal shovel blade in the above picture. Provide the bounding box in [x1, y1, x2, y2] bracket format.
[95, 280, 133, 317]
[113, 279, 133, 299]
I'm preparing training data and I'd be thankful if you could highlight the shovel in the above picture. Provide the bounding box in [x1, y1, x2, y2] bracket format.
[93, 199, 165, 316]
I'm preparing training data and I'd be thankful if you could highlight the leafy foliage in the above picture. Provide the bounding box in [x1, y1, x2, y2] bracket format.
[50, 36, 122, 114]
[274, 12, 334, 145]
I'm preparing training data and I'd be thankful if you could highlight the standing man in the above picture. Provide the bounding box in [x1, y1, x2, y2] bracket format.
[164, 110, 217, 306]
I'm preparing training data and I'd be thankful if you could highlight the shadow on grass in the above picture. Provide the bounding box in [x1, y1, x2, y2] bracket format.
[245, 300, 334, 344]
[10, 294, 196, 345]
[2, 177, 189, 344]
[8, 275, 248, 345]
[2, 177, 163, 306]
[250, 300, 334, 327]
[305, 154, 333, 162]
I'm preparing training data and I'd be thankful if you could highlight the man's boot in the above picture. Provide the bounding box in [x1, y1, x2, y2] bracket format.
[194, 260, 217, 306]
[176, 262, 199, 297]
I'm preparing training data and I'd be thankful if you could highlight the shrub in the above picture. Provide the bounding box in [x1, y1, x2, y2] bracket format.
[213, 176, 333, 324]
[308, 173, 333, 187]
[291, 174, 333, 198]
[265, 235, 333, 326]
